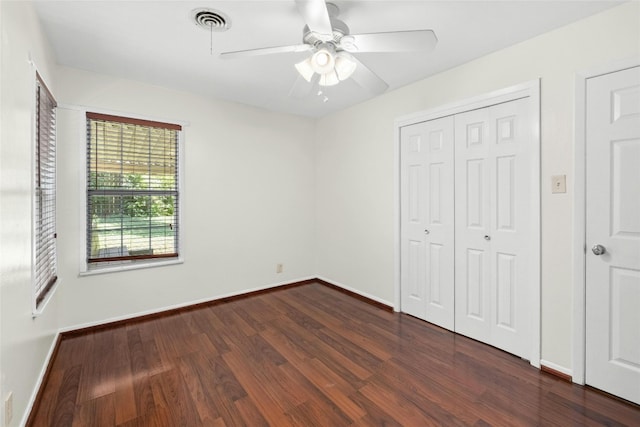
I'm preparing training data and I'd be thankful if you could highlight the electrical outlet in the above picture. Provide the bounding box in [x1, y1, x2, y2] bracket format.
[551, 175, 566, 194]
[5, 392, 13, 426]
[276, 263, 283, 274]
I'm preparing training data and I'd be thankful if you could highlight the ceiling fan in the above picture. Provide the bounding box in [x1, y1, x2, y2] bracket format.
[220, 0, 437, 98]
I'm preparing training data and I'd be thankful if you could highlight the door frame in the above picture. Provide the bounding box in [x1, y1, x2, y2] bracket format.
[393, 80, 541, 367]
[572, 58, 640, 385]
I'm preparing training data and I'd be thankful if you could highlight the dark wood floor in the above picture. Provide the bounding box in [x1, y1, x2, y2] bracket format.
[29, 282, 639, 426]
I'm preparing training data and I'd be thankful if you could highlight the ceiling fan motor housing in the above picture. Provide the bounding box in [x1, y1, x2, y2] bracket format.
[302, 17, 350, 49]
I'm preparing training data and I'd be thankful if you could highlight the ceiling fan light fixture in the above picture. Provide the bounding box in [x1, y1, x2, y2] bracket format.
[319, 69, 339, 87]
[295, 58, 315, 82]
[295, 43, 357, 88]
[310, 44, 336, 74]
[334, 51, 357, 81]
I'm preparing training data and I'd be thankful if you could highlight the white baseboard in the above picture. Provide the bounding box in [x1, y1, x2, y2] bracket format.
[59, 275, 316, 333]
[20, 331, 61, 427]
[316, 275, 394, 308]
[540, 359, 573, 378]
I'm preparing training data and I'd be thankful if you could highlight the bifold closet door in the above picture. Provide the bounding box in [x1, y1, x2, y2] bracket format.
[400, 116, 455, 329]
[454, 98, 532, 358]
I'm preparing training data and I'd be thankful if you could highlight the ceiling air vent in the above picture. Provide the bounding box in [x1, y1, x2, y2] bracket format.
[193, 9, 231, 32]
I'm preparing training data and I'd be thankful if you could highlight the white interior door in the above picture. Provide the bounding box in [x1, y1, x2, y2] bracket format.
[454, 97, 532, 358]
[400, 116, 455, 329]
[585, 66, 640, 405]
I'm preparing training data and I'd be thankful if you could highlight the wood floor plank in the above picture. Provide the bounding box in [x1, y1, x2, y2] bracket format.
[307, 325, 385, 373]
[130, 375, 155, 420]
[221, 349, 299, 427]
[239, 297, 281, 323]
[72, 393, 116, 427]
[267, 291, 343, 330]
[28, 282, 640, 426]
[359, 381, 458, 427]
[177, 353, 223, 423]
[213, 305, 257, 339]
[33, 367, 65, 426]
[149, 367, 201, 425]
[77, 329, 116, 402]
[202, 358, 253, 427]
[259, 325, 367, 421]
[265, 349, 366, 422]
[207, 355, 247, 403]
[233, 397, 269, 427]
[113, 361, 137, 425]
[270, 292, 335, 330]
[348, 390, 403, 427]
[278, 361, 353, 425]
[270, 315, 373, 381]
[259, 324, 316, 364]
[223, 342, 306, 411]
[51, 365, 82, 427]
[140, 338, 170, 377]
[116, 404, 172, 427]
[52, 333, 94, 371]
[186, 308, 231, 355]
[369, 360, 480, 426]
[286, 397, 352, 427]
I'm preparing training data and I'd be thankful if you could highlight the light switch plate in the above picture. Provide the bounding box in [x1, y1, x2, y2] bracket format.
[551, 175, 566, 194]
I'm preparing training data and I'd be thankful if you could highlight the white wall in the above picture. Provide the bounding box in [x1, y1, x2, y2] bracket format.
[55, 66, 317, 329]
[0, 2, 61, 426]
[315, 2, 640, 372]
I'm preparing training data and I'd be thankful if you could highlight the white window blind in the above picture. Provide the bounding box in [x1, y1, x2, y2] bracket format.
[86, 112, 181, 266]
[35, 73, 58, 307]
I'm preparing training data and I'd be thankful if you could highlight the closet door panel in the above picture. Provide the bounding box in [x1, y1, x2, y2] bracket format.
[400, 116, 455, 329]
[454, 98, 532, 358]
[489, 99, 531, 356]
[455, 107, 492, 343]
[401, 127, 428, 319]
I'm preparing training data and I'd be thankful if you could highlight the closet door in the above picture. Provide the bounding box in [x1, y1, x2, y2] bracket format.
[454, 98, 532, 358]
[400, 116, 455, 329]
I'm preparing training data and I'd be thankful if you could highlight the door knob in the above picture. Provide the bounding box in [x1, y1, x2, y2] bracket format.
[592, 244, 606, 256]
[484, 235, 491, 241]
[424, 229, 430, 235]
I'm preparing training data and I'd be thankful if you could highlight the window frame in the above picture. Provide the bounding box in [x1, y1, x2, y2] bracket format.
[80, 108, 185, 275]
[32, 70, 59, 316]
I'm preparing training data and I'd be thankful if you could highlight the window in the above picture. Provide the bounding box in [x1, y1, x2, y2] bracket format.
[86, 112, 181, 268]
[34, 73, 58, 309]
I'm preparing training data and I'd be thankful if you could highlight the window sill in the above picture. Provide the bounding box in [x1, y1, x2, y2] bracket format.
[80, 257, 184, 276]
[33, 279, 60, 318]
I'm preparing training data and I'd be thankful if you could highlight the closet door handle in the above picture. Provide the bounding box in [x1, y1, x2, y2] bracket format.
[424, 229, 430, 235]
[484, 235, 491, 241]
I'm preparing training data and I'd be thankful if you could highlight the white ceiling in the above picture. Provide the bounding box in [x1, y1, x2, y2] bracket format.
[34, 0, 622, 117]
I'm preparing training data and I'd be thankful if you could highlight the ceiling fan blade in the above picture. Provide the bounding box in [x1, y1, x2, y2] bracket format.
[295, 0, 333, 36]
[220, 44, 311, 60]
[350, 56, 389, 95]
[289, 73, 321, 99]
[347, 30, 437, 53]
